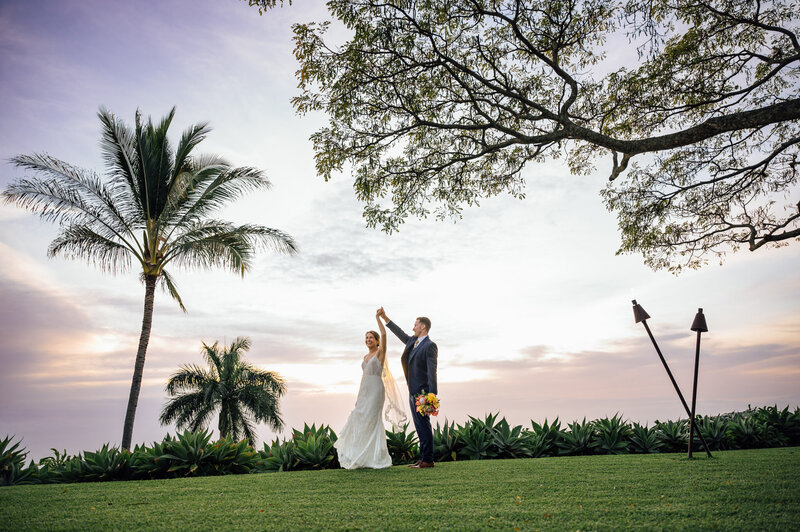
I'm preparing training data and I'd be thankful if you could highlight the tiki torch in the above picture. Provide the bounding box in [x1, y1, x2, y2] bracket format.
[632, 300, 712, 458]
[688, 308, 708, 458]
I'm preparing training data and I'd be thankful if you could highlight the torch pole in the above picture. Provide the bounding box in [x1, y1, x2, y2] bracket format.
[688, 329, 702, 458]
[640, 320, 712, 458]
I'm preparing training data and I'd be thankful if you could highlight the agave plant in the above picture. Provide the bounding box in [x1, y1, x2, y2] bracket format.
[593, 415, 632, 455]
[160, 429, 214, 477]
[726, 412, 787, 449]
[433, 420, 462, 462]
[528, 418, 562, 457]
[468, 413, 501, 435]
[557, 419, 598, 456]
[458, 420, 497, 460]
[290, 424, 336, 470]
[35, 449, 76, 484]
[80, 444, 134, 482]
[257, 438, 298, 473]
[385, 423, 419, 465]
[629, 423, 663, 454]
[293, 435, 334, 470]
[655, 419, 688, 452]
[38, 448, 75, 469]
[0, 436, 37, 486]
[204, 436, 259, 475]
[754, 405, 795, 446]
[790, 407, 800, 445]
[697, 416, 731, 451]
[490, 418, 531, 459]
[131, 438, 174, 480]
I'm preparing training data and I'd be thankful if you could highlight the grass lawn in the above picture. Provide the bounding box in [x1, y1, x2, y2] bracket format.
[2, 447, 798, 531]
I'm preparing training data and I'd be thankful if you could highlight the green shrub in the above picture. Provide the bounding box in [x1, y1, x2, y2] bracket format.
[204, 436, 259, 475]
[38, 448, 73, 469]
[754, 405, 795, 445]
[697, 416, 730, 451]
[3, 404, 798, 485]
[433, 420, 462, 462]
[35, 449, 74, 484]
[490, 418, 530, 459]
[557, 419, 598, 456]
[790, 407, 800, 445]
[385, 423, 418, 465]
[291, 424, 336, 470]
[528, 418, 562, 457]
[80, 444, 134, 482]
[131, 438, 174, 479]
[0, 436, 38, 486]
[593, 414, 631, 455]
[159, 429, 214, 477]
[256, 438, 297, 472]
[468, 413, 501, 434]
[629, 423, 663, 454]
[725, 412, 786, 449]
[655, 419, 688, 452]
[458, 420, 497, 460]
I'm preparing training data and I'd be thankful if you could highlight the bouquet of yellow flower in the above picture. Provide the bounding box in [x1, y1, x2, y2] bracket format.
[415, 390, 440, 416]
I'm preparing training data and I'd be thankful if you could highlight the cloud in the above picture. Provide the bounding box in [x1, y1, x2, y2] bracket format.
[434, 332, 800, 428]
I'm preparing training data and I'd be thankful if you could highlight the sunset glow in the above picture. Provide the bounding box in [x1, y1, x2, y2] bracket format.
[1, 0, 798, 461]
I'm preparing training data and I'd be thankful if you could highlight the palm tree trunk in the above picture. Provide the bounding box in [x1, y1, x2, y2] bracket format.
[218, 402, 228, 440]
[121, 274, 157, 450]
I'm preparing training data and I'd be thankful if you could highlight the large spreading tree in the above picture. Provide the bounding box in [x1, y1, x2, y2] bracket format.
[289, 0, 799, 271]
[3, 108, 297, 449]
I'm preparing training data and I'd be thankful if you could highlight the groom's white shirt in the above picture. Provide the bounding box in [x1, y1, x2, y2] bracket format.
[413, 334, 428, 351]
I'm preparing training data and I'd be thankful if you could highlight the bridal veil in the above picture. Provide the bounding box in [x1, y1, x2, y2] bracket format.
[382, 361, 407, 430]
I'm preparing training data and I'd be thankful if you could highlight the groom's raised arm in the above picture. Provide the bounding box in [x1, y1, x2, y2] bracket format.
[380, 307, 412, 344]
[386, 320, 411, 344]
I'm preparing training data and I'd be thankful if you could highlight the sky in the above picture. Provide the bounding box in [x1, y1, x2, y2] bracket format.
[1, 0, 798, 461]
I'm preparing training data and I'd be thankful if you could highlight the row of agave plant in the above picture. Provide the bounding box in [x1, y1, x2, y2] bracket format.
[2, 405, 798, 486]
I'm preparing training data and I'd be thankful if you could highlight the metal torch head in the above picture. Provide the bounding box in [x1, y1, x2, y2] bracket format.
[691, 308, 708, 332]
[632, 300, 650, 323]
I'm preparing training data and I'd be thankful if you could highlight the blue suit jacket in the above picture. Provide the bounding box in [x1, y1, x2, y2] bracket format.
[387, 320, 438, 396]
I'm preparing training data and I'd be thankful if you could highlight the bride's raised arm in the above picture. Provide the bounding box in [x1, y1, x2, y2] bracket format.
[376, 311, 388, 365]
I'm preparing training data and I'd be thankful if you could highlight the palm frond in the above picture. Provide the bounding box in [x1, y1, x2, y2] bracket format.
[165, 364, 214, 395]
[187, 404, 217, 433]
[163, 221, 297, 275]
[6, 154, 137, 241]
[172, 122, 212, 176]
[47, 225, 134, 273]
[201, 342, 224, 376]
[236, 384, 285, 432]
[97, 107, 143, 219]
[225, 401, 256, 443]
[224, 336, 251, 369]
[158, 153, 230, 230]
[159, 390, 211, 426]
[159, 268, 186, 312]
[136, 107, 176, 220]
[220, 342, 240, 385]
[165, 165, 272, 233]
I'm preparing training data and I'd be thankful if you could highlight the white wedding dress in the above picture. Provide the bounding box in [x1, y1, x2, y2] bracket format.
[334, 355, 393, 469]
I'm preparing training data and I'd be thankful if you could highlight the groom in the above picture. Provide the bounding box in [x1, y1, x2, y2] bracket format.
[379, 307, 438, 468]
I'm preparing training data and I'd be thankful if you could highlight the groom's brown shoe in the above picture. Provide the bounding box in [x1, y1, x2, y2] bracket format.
[411, 461, 434, 468]
[408, 460, 422, 468]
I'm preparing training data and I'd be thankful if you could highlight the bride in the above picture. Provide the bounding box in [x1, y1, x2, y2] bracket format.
[334, 310, 406, 469]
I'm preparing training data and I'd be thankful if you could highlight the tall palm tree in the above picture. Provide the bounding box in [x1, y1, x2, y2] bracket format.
[160, 336, 285, 442]
[2, 107, 297, 449]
